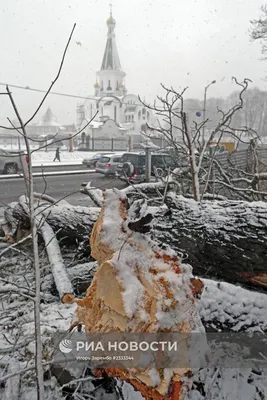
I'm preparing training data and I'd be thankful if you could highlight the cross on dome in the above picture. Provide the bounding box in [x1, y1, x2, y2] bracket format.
[107, 3, 116, 25]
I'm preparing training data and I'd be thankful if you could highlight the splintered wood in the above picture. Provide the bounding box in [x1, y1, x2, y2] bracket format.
[71, 188, 206, 400]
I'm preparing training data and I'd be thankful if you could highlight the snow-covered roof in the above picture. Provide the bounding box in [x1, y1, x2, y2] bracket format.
[89, 121, 103, 129]
[38, 107, 61, 127]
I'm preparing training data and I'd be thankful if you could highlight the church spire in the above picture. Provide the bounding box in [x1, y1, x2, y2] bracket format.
[97, 8, 126, 96]
[101, 7, 122, 71]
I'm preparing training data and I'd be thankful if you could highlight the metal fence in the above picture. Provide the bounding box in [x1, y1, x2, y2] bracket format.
[76, 136, 170, 152]
[214, 147, 267, 172]
[0, 133, 170, 153]
[201, 147, 267, 199]
[77, 137, 128, 151]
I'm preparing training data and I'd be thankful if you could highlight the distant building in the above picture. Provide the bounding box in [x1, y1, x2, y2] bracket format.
[26, 107, 62, 136]
[76, 9, 157, 148]
[0, 107, 76, 151]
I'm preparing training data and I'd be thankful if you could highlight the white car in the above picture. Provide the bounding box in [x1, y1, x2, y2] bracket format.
[0, 148, 28, 174]
[82, 152, 115, 168]
[95, 154, 122, 176]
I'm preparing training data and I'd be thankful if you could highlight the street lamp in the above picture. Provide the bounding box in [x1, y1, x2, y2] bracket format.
[202, 80, 216, 144]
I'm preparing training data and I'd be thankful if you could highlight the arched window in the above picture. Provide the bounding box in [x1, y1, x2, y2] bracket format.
[81, 132, 86, 144]
[147, 112, 150, 121]
[142, 108, 146, 115]
[141, 124, 147, 132]
[138, 111, 141, 119]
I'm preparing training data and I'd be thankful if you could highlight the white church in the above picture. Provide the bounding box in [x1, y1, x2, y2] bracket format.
[76, 9, 157, 149]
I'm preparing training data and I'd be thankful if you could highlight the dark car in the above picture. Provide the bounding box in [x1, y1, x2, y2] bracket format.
[116, 151, 176, 183]
[82, 152, 115, 168]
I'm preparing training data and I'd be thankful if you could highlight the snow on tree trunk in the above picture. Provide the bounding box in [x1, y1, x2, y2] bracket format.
[3, 188, 267, 290]
[4, 195, 75, 302]
[12, 200, 99, 243]
[66, 188, 206, 400]
[152, 192, 267, 289]
[39, 221, 74, 303]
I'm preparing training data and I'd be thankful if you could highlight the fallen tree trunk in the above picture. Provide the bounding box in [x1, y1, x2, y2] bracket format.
[3, 196, 75, 303]
[11, 201, 100, 243]
[2, 188, 267, 290]
[39, 221, 74, 303]
[152, 192, 267, 289]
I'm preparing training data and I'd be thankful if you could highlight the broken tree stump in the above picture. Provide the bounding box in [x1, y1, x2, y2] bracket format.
[68, 189, 206, 400]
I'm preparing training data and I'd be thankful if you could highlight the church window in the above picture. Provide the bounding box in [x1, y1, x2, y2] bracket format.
[147, 112, 150, 121]
[81, 132, 86, 144]
[138, 111, 141, 119]
[141, 124, 147, 132]
[107, 80, 112, 90]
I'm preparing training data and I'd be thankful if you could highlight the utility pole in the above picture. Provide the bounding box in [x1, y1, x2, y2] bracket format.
[145, 147, 151, 182]
[202, 80, 216, 145]
[68, 133, 74, 152]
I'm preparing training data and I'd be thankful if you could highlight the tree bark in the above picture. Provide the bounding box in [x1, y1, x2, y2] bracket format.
[152, 192, 267, 289]
[39, 221, 74, 303]
[11, 201, 100, 243]
[3, 190, 267, 290]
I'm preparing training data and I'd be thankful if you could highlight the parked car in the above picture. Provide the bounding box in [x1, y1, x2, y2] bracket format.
[0, 149, 28, 174]
[95, 154, 122, 176]
[116, 151, 176, 183]
[82, 152, 115, 168]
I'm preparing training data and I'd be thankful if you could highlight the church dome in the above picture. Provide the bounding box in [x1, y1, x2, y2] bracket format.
[107, 15, 116, 25]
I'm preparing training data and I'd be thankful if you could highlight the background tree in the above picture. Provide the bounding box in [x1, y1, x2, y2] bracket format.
[228, 87, 267, 136]
[140, 78, 256, 201]
[251, 5, 267, 58]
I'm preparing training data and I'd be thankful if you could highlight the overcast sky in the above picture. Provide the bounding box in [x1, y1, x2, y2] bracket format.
[0, 0, 266, 125]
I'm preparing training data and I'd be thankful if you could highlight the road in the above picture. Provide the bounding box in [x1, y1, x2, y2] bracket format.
[0, 172, 128, 209]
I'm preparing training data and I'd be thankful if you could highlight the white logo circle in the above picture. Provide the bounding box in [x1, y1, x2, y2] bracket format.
[59, 339, 72, 354]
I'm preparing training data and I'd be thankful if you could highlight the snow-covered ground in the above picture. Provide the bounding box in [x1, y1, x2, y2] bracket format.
[31, 150, 93, 163]
[1, 189, 267, 399]
[1, 255, 267, 400]
[31, 150, 125, 166]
